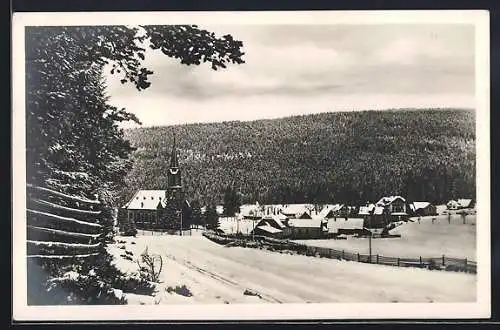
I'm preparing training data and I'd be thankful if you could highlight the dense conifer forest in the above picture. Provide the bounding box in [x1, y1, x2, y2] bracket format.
[118, 108, 475, 207]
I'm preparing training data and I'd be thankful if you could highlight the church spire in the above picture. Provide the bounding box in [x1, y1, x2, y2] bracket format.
[170, 132, 179, 168]
[167, 131, 182, 192]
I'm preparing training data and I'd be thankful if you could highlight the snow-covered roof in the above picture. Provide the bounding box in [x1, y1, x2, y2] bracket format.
[358, 204, 375, 215]
[124, 190, 167, 210]
[376, 196, 406, 207]
[281, 204, 313, 218]
[239, 204, 263, 217]
[373, 206, 385, 215]
[457, 199, 473, 207]
[412, 202, 431, 210]
[288, 219, 323, 228]
[327, 218, 364, 232]
[216, 205, 224, 215]
[255, 225, 282, 234]
[318, 204, 345, 218]
[260, 215, 287, 228]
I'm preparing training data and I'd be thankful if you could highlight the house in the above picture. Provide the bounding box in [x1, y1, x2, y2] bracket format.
[280, 204, 314, 219]
[410, 202, 437, 216]
[457, 199, 475, 209]
[318, 204, 351, 219]
[251, 214, 291, 238]
[375, 196, 409, 222]
[239, 203, 264, 220]
[446, 200, 460, 210]
[262, 204, 285, 216]
[327, 217, 365, 236]
[287, 218, 327, 239]
[359, 205, 390, 228]
[358, 203, 375, 216]
[121, 190, 167, 229]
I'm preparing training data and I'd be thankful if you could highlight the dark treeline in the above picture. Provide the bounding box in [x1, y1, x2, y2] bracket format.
[118, 109, 475, 207]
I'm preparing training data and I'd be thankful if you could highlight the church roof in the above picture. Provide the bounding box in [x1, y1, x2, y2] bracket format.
[124, 190, 167, 210]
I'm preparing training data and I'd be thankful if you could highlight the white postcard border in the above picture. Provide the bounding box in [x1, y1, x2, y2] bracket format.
[12, 10, 491, 321]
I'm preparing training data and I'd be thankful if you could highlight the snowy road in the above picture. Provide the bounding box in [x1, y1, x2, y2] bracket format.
[109, 235, 476, 304]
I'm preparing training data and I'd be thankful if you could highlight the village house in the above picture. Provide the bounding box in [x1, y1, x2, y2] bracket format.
[287, 218, 328, 239]
[280, 204, 314, 219]
[410, 201, 437, 216]
[457, 199, 475, 209]
[375, 196, 410, 222]
[327, 217, 366, 236]
[358, 203, 375, 217]
[446, 200, 460, 210]
[358, 197, 408, 229]
[251, 214, 291, 238]
[317, 204, 351, 219]
[239, 203, 264, 220]
[262, 204, 285, 216]
[446, 198, 475, 211]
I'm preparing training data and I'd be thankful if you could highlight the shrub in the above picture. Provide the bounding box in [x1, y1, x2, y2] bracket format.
[136, 247, 163, 283]
[166, 285, 192, 297]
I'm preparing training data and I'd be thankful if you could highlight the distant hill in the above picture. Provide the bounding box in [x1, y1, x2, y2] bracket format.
[118, 108, 476, 207]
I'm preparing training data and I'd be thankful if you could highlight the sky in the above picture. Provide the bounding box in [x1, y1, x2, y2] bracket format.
[104, 24, 476, 128]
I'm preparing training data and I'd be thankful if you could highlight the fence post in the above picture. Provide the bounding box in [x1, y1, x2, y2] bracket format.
[342, 250, 345, 260]
[357, 253, 360, 262]
[419, 256, 422, 267]
[397, 257, 400, 267]
[376, 254, 379, 264]
[442, 255, 445, 266]
[464, 258, 467, 272]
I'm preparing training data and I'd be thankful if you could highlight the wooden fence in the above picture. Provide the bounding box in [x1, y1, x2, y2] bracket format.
[202, 232, 477, 274]
[26, 184, 104, 260]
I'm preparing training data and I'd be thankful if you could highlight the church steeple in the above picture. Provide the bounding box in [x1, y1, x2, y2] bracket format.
[170, 132, 179, 169]
[167, 132, 182, 193]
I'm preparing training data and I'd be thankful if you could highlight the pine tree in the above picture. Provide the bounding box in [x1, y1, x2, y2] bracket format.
[205, 205, 220, 230]
[190, 200, 202, 228]
[25, 25, 245, 304]
[181, 201, 193, 230]
[223, 186, 241, 217]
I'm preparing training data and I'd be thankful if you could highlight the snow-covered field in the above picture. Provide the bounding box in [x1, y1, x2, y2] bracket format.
[108, 235, 476, 305]
[296, 218, 476, 261]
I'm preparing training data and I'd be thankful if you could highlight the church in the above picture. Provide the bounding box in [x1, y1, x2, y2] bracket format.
[119, 133, 191, 232]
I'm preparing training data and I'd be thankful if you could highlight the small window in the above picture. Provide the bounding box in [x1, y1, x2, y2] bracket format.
[141, 202, 144, 208]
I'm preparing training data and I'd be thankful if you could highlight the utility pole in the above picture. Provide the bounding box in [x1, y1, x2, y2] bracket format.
[252, 218, 255, 241]
[368, 216, 372, 262]
[368, 210, 373, 263]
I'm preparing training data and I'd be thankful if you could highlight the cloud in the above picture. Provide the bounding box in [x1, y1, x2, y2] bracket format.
[112, 92, 475, 129]
[105, 24, 475, 126]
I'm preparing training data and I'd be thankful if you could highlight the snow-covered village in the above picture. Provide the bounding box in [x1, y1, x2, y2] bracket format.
[16, 12, 487, 314]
